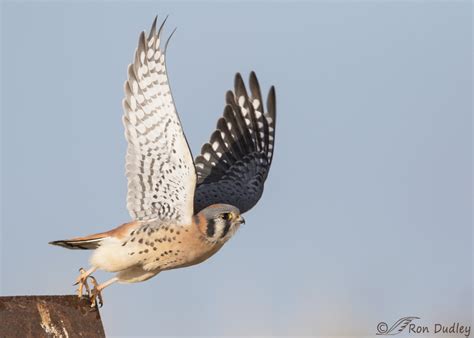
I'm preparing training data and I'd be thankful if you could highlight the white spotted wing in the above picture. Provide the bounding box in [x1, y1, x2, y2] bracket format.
[194, 72, 276, 214]
[123, 17, 196, 224]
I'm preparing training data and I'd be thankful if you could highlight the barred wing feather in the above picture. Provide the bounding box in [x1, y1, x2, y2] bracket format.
[123, 17, 196, 224]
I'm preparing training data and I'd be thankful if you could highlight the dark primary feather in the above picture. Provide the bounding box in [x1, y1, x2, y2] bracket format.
[194, 72, 276, 214]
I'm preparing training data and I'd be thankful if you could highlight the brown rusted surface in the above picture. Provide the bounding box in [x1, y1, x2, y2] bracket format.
[0, 295, 105, 337]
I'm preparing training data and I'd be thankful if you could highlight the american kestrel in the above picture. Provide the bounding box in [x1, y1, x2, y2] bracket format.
[50, 16, 276, 307]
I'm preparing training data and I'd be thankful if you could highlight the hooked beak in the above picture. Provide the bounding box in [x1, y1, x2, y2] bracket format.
[238, 215, 245, 225]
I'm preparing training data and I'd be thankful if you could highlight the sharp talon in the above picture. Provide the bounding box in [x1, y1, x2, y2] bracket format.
[72, 267, 107, 308]
[84, 281, 91, 298]
[88, 276, 104, 308]
[89, 276, 98, 285]
[75, 267, 93, 298]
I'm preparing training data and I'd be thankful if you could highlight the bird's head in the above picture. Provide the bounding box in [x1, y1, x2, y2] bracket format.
[196, 204, 245, 242]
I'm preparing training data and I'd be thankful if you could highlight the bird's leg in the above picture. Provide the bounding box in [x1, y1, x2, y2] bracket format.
[74, 267, 97, 298]
[89, 276, 119, 308]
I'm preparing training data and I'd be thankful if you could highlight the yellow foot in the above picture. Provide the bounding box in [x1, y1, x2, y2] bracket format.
[88, 276, 104, 308]
[74, 267, 91, 298]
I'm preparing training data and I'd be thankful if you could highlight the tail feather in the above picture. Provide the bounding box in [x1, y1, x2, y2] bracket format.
[49, 236, 106, 250]
[49, 221, 139, 250]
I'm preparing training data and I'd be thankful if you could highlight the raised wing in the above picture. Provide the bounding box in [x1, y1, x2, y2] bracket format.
[123, 17, 196, 224]
[194, 72, 276, 214]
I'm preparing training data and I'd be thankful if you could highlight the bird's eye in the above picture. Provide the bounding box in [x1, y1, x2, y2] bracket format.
[221, 212, 233, 221]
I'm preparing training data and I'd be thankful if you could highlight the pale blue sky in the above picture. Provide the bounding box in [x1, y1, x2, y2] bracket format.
[1, 1, 472, 337]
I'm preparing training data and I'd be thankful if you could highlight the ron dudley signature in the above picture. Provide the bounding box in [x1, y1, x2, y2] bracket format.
[376, 317, 471, 337]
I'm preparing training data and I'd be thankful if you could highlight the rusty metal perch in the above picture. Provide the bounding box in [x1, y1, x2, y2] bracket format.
[0, 295, 105, 337]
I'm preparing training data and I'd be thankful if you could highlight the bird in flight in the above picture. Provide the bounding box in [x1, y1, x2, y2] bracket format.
[50, 16, 276, 307]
